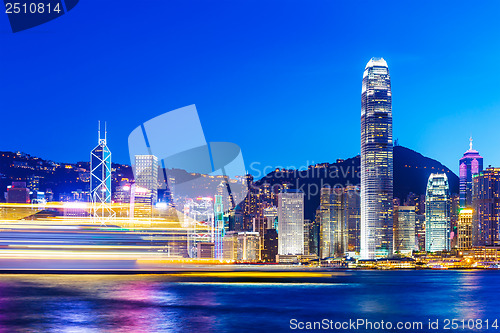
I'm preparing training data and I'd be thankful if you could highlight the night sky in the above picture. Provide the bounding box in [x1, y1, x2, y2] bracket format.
[1, 1, 500, 177]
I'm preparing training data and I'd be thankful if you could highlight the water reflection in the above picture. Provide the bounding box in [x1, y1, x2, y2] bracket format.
[0, 271, 497, 332]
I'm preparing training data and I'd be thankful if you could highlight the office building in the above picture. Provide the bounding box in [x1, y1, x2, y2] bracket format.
[303, 219, 311, 255]
[134, 155, 159, 204]
[223, 231, 260, 262]
[472, 168, 500, 246]
[415, 214, 426, 251]
[457, 208, 473, 249]
[360, 57, 394, 259]
[459, 138, 483, 208]
[345, 185, 361, 253]
[277, 190, 304, 255]
[319, 186, 359, 258]
[237, 231, 260, 262]
[262, 228, 278, 262]
[393, 206, 416, 255]
[425, 173, 451, 252]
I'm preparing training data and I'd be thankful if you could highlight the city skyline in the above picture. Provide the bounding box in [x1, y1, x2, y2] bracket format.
[2, 1, 500, 177]
[2, 2, 500, 331]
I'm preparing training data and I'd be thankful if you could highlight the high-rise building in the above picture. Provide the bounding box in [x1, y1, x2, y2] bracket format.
[308, 216, 320, 256]
[319, 187, 333, 258]
[450, 193, 460, 249]
[459, 138, 483, 208]
[213, 195, 225, 260]
[277, 190, 304, 255]
[425, 173, 451, 252]
[319, 186, 359, 258]
[222, 231, 260, 262]
[237, 231, 260, 262]
[319, 187, 344, 258]
[472, 168, 500, 246]
[262, 228, 278, 262]
[223, 231, 238, 261]
[345, 185, 361, 253]
[360, 57, 393, 259]
[263, 206, 278, 230]
[90, 122, 114, 221]
[303, 219, 311, 255]
[134, 155, 159, 204]
[393, 206, 416, 255]
[415, 214, 425, 251]
[457, 208, 473, 249]
[404, 193, 425, 252]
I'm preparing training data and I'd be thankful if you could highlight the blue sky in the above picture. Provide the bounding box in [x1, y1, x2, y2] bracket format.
[1, 1, 500, 176]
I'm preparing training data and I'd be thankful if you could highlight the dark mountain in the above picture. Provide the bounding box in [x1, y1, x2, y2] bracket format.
[255, 146, 458, 221]
[0, 151, 133, 200]
[393, 146, 458, 200]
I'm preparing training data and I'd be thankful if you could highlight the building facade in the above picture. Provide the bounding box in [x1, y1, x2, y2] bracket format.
[457, 208, 473, 249]
[319, 186, 359, 258]
[262, 228, 278, 262]
[277, 190, 304, 255]
[459, 138, 483, 208]
[360, 57, 393, 259]
[393, 206, 416, 255]
[222, 231, 260, 262]
[134, 155, 159, 204]
[472, 168, 500, 247]
[425, 173, 451, 252]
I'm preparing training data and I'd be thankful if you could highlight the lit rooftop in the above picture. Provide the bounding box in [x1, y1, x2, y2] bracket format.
[365, 57, 388, 69]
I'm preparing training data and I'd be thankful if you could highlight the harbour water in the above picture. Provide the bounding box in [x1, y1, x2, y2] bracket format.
[0, 270, 498, 332]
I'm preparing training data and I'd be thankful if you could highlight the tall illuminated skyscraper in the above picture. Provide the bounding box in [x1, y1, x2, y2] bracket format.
[459, 138, 483, 208]
[425, 173, 450, 252]
[360, 57, 393, 259]
[90, 122, 114, 222]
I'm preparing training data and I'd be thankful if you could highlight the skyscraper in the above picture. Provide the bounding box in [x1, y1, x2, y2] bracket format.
[277, 190, 304, 255]
[425, 173, 451, 252]
[319, 186, 358, 258]
[134, 155, 159, 204]
[90, 122, 114, 221]
[345, 185, 361, 253]
[393, 206, 416, 255]
[319, 187, 333, 258]
[459, 138, 483, 208]
[472, 168, 500, 247]
[360, 57, 393, 259]
[457, 208, 473, 249]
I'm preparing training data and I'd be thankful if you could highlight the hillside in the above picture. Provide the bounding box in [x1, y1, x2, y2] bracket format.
[256, 146, 459, 221]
